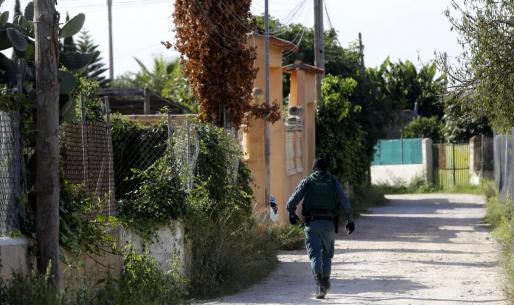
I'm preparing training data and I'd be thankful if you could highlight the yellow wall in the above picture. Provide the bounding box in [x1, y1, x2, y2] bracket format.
[244, 35, 318, 224]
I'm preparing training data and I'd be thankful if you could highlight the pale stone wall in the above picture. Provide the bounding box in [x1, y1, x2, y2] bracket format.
[0, 237, 29, 279]
[122, 221, 187, 274]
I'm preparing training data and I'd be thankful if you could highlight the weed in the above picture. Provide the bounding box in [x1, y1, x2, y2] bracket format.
[485, 195, 514, 301]
[270, 224, 305, 251]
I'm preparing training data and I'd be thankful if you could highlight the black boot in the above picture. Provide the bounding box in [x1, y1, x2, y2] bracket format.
[315, 274, 327, 299]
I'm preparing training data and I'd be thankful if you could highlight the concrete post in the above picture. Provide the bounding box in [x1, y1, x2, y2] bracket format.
[422, 138, 433, 184]
[469, 136, 480, 185]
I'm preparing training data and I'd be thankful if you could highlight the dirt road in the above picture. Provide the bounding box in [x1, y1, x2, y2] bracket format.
[205, 194, 506, 305]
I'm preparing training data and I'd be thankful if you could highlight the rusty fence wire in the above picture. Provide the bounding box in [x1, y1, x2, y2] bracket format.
[61, 120, 116, 216]
[0, 111, 22, 235]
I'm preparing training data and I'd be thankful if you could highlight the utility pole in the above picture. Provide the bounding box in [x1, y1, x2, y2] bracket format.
[34, 0, 60, 287]
[314, 0, 325, 103]
[358, 32, 365, 76]
[264, 0, 271, 218]
[107, 0, 114, 80]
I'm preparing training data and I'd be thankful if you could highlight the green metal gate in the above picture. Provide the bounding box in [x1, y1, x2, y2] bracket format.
[433, 144, 470, 187]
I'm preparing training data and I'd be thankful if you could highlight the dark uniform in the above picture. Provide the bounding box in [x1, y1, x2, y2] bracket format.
[286, 159, 355, 299]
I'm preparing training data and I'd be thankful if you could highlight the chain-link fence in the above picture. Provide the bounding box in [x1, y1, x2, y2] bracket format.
[61, 120, 116, 216]
[169, 115, 199, 191]
[0, 111, 22, 235]
[494, 131, 514, 201]
[112, 114, 200, 200]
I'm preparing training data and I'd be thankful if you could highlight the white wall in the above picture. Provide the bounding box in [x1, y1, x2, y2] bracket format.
[371, 164, 425, 185]
[0, 237, 29, 279]
[122, 221, 187, 274]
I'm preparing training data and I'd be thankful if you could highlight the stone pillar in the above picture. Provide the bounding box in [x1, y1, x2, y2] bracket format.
[422, 138, 433, 184]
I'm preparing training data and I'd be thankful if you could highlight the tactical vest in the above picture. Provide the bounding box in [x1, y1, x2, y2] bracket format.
[301, 172, 338, 216]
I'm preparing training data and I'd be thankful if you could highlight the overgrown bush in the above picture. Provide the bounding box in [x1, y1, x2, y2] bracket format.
[270, 224, 305, 251]
[110, 114, 168, 199]
[17, 181, 116, 258]
[402, 116, 444, 143]
[485, 195, 514, 300]
[185, 124, 278, 297]
[0, 248, 189, 305]
[117, 155, 187, 238]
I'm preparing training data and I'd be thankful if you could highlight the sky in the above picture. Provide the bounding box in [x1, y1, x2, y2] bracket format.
[0, 0, 462, 77]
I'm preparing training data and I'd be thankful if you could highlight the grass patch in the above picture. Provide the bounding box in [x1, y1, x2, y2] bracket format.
[350, 185, 388, 217]
[0, 248, 189, 305]
[270, 224, 305, 251]
[374, 178, 494, 196]
[485, 194, 514, 301]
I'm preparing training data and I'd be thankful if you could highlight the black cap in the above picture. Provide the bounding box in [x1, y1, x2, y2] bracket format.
[313, 158, 329, 172]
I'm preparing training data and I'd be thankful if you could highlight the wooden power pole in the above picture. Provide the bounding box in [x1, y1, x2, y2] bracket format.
[358, 32, 365, 76]
[264, 0, 271, 218]
[34, 0, 61, 286]
[314, 0, 325, 103]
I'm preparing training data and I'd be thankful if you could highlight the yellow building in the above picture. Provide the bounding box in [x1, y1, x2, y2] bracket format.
[243, 34, 322, 224]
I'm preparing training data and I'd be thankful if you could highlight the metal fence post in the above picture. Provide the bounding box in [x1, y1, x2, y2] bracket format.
[79, 93, 89, 187]
[167, 112, 174, 173]
[452, 144, 456, 186]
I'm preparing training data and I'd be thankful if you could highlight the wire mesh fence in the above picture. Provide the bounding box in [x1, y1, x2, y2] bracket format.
[61, 120, 116, 216]
[112, 122, 169, 200]
[0, 111, 22, 235]
[494, 131, 514, 202]
[169, 115, 199, 191]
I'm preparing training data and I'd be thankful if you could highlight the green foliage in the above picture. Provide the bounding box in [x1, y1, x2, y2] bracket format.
[270, 224, 305, 251]
[185, 124, 277, 297]
[442, 92, 492, 143]
[0, 83, 14, 111]
[402, 116, 443, 143]
[316, 75, 368, 189]
[443, 0, 514, 132]
[97, 247, 189, 305]
[0, 248, 189, 305]
[59, 13, 85, 39]
[485, 195, 514, 300]
[374, 179, 490, 195]
[376, 59, 445, 117]
[0, 273, 64, 305]
[118, 156, 187, 239]
[110, 114, 168, 199]
[0, 2, 90, 122]
[18, 181, 116, 257]
[59, 182, 116, 256]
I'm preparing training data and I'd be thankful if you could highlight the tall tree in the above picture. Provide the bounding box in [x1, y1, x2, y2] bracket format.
[76, 30, 109, 87]
[34, 0, 61, 286]
[443, 0, 514, 132]
[173, 0, 256, 127]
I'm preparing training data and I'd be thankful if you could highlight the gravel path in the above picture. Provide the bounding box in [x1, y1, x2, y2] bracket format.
[204, 194, 506, 305]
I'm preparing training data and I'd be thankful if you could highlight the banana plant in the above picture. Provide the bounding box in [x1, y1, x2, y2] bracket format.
[0, 0, 91, 120]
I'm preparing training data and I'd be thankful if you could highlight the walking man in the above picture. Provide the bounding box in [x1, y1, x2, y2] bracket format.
[286, 158, 355, 299]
